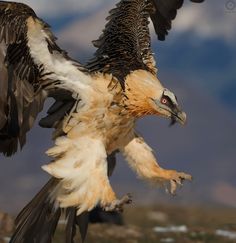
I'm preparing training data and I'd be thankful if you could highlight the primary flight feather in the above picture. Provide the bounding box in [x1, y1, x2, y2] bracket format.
[0, 0, 205, 242]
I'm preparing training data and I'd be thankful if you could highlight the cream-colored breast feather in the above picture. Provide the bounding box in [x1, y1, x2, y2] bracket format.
[42, 73, 135, 214]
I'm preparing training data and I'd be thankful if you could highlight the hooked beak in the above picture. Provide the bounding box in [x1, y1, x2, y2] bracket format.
[170, 109, 187, 126]
[150, 98, 187, 126]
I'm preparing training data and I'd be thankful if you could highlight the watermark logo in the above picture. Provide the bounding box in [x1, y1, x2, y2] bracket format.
[225, 0, 236, 12]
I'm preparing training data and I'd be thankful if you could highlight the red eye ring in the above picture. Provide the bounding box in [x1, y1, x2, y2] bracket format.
[161, 98, 168, 104]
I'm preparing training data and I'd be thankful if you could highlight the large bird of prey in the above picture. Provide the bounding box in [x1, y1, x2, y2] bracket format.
[0, 0, 205, 242]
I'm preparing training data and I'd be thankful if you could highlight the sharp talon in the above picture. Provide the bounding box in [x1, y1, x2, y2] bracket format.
[104, 193, 132, 212]
[166, 171, 192, 195]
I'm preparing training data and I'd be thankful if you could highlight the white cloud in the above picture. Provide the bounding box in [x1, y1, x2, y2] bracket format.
[57, 0, 236, 55]
[8, 0, 236, 52]
[57, 5, 112, 55]
[173, 0, 236, 42]
[8, 0, 111, 16]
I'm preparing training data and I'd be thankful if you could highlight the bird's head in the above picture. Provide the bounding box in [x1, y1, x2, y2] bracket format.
[149, 88, 187, 126]
[124, 70, 186, 125]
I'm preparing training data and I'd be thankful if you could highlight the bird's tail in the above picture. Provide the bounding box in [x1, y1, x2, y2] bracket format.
[9, 178, 89, 243]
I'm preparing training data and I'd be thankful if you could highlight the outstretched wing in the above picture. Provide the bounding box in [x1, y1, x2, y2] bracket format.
[0, 1, 88, 156]
[150, 0, 205, 40]
[87, 0, 156, 88]
[87, 0, 204, 87]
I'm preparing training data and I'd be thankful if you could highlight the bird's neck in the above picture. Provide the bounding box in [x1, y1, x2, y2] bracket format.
[123, 70, 164, 118]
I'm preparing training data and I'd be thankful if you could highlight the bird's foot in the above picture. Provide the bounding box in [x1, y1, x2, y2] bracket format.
[104, 193, 132, 212]
[163, 170, 192, 195]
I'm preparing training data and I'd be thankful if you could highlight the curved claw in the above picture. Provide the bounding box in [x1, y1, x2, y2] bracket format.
[168, 172, 192, 195]
[104, 193, 132, 212]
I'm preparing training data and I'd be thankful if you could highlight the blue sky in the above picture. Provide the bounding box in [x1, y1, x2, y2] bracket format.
[0, 0, 236, 213]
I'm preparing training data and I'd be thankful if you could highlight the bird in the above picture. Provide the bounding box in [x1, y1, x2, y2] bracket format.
[0, 0, 205, 242]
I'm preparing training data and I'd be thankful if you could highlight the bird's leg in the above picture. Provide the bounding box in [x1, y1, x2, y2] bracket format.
[104, 193, 132, 212]
[97, 152, 132, 212]
[121, 135, 192, 194]
[43, 136, 124, 215]
[100, 183, 132, 212]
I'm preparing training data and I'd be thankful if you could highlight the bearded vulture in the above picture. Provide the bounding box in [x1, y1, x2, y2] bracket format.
[0, 0, 205, 242]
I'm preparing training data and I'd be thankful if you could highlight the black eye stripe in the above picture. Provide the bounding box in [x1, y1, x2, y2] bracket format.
[162, 95, 172, 103]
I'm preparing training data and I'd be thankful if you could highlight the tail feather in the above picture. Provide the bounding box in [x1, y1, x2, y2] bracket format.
[76, 212, 89, 243]
[10, 178, 90, 243]
[10, 178, 61, 243]
[34, 208, 61, 243]
[15, 178, 59, 226]
[10, 152, 119, 243]
[65, 208, 89, 243]
[65, 208, 77, 243]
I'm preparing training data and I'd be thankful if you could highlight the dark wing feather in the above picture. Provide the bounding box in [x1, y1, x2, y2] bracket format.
[87, 0, 156, 88]
[87, 0, 204, 87]
[0, 1, 85, 156]
[150, 0, 205, 40]
[39, 90, 76, 129]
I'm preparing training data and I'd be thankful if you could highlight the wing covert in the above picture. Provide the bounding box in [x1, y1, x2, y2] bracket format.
[87, 0, 156, 88]
[0, 1, 86, 156]
[87, 0, 205, 87]
[150, 0, 205, 40]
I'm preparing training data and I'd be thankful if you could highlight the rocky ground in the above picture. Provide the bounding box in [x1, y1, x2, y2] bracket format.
[1, 204, 236, 243]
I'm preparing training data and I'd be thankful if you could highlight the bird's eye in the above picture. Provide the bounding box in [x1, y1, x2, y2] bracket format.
[161, 97, 168, 105]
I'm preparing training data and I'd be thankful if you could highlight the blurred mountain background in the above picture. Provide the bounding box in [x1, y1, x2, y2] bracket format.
[0, 0, 235, 214]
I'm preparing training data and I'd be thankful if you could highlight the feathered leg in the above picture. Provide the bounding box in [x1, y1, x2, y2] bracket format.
[121, 135, 192, 194]
[43, 137, 122, 214]
[64, 151, 118, 243]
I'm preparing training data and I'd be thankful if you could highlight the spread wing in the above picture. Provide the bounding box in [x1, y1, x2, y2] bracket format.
[0, 1, 88, 156]
[87, 0, 204, 87]
[150, 0, 205, 40]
